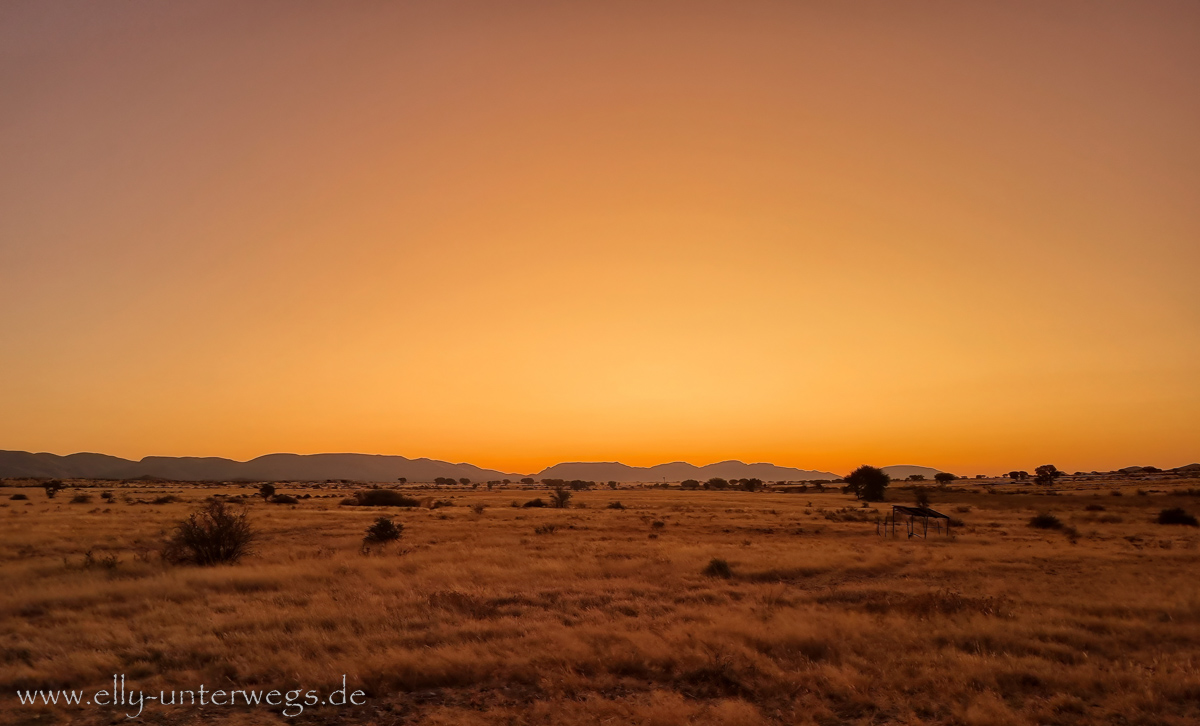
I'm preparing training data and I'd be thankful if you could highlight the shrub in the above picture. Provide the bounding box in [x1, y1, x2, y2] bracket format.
[69, 493, 93, 504]
[1029, 513, 1063, 530]
[347, 490, 420, 507]
[702, 558, 733, 579]
[1158, 508, 1199, 527]
[912, 487, 932, 509]
[704, 477, 729, 490]
[363, 517, 403, 545]
[163, 501, 256, 566]
[151, 495, 180, 504]
[680, 479, 700, 490]
[10, 493, 28, 500]
[1085, 504, 1106, 512]
[43, 481, 64, 498]
[651, 520, 665, 529]
[607, 501, 626, 510]
[268, 494, 299, 504]
[258, 483, 276, 499]
[534, 524, 558, 535]
[100, 491, 115, 501]
[471, 503, 486, 515]
[741, 478, 763, 492]
[550, 487, 572, 509]
[522, 498, 547, 508]
[1110, 490, 1123, 497]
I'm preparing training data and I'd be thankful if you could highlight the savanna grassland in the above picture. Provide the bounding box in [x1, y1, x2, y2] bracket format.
[3, 477, 1200, 726]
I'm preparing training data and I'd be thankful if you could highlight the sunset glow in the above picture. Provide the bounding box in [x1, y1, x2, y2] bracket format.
[2, 2, 1197, 474]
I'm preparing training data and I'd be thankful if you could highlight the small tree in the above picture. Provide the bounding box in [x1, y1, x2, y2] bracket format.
[907, 474, 926, 482]
[458, 478, 470, 486]
[363, 517, 403, 545]
[680, 479, 700, 490]
[43, 480, 64, 499]
[163, 501, 256, 566]
[844, 465, 890, 502]
[912, 486, 932, 509]
[397, 477, 407, 484]
[550, 486, 572, 508]
[1034, 465, 1063, 487]
[741, 478, 763, 492]
[704, 478, 729, 490]
[934, 472, 957, 486]
[521, 477, 535, 485]
[259, 483, 276, 499]
[1008, 471, 1030, 481]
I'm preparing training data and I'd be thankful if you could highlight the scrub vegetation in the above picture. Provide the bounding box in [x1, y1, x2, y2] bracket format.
[2, 475, 1199, 725]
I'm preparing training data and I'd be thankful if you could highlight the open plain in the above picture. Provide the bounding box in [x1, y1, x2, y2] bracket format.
[3, 476, 1200, 726]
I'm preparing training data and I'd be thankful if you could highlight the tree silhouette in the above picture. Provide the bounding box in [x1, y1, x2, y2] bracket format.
[1034, 465, 1063, 487]
[845, 465, 890, 501]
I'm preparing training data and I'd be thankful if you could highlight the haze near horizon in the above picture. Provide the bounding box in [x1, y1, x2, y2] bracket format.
[2, 1, 1197, 474]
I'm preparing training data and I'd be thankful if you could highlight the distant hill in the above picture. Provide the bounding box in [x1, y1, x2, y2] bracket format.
[0, 450, 953, 485]
[881, 465, 944, 480]
[535, 460, 837, 482]
[0, 450, 517, 483]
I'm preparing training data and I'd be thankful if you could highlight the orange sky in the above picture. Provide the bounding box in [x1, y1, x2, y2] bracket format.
[2, 2, 1197, 475]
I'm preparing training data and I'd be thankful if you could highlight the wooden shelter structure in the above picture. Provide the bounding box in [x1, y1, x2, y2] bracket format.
[879, 505, 951, 538]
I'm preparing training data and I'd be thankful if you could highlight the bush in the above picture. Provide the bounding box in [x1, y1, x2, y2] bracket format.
[10, 493, 28, 500]
[651, 520, 665, 529]
[363, 517, 403, 545]
[522, 498, 547, 508]
[346, 490, 420, 507]
[550, 487, 572, 508]
[151, 495, 181, 504]
[680, 479, 700, 490]
[702, 558, 733, 579]
[606, 501, 626, 510]
[70, 493, 93, 504]
[43, 481, 64, 498]
[534, 524, 558, 535]
[471, 503, 486, 515]
[100, 491, 115, 501]
[1158, 508, 1199, 527]
[258, 483, 276, 499]
[268, 494, 299, 504]
[163, 501, 256, 566]
[1029, 513, 1063, 530]
[1085, 504, 1106, 512]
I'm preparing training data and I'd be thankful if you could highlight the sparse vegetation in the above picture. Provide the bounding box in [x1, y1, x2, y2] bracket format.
[1028, 512, 1063, 530]
[1157, 507, 1199, 527]
[702, 557, 733, 578]
[4, 478, 1200, 725]
[550, 486, 572, 508]
[345, 490, 420, 507]
[363, 517, 403, 545]
[162, 500, 256, 566]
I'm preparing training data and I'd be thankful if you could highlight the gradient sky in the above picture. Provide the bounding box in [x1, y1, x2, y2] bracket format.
[2, 1, 1197, 475]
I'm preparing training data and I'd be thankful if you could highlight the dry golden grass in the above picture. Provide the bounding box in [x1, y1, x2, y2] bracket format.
[3, 477, 1200, 725]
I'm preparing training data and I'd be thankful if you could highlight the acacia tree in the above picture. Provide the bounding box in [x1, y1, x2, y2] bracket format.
[934, 472, 957, 485]
[1008, 471, 1030, 481]
[1034, 465, 1063, 487]
[845, 465, 890, 502]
